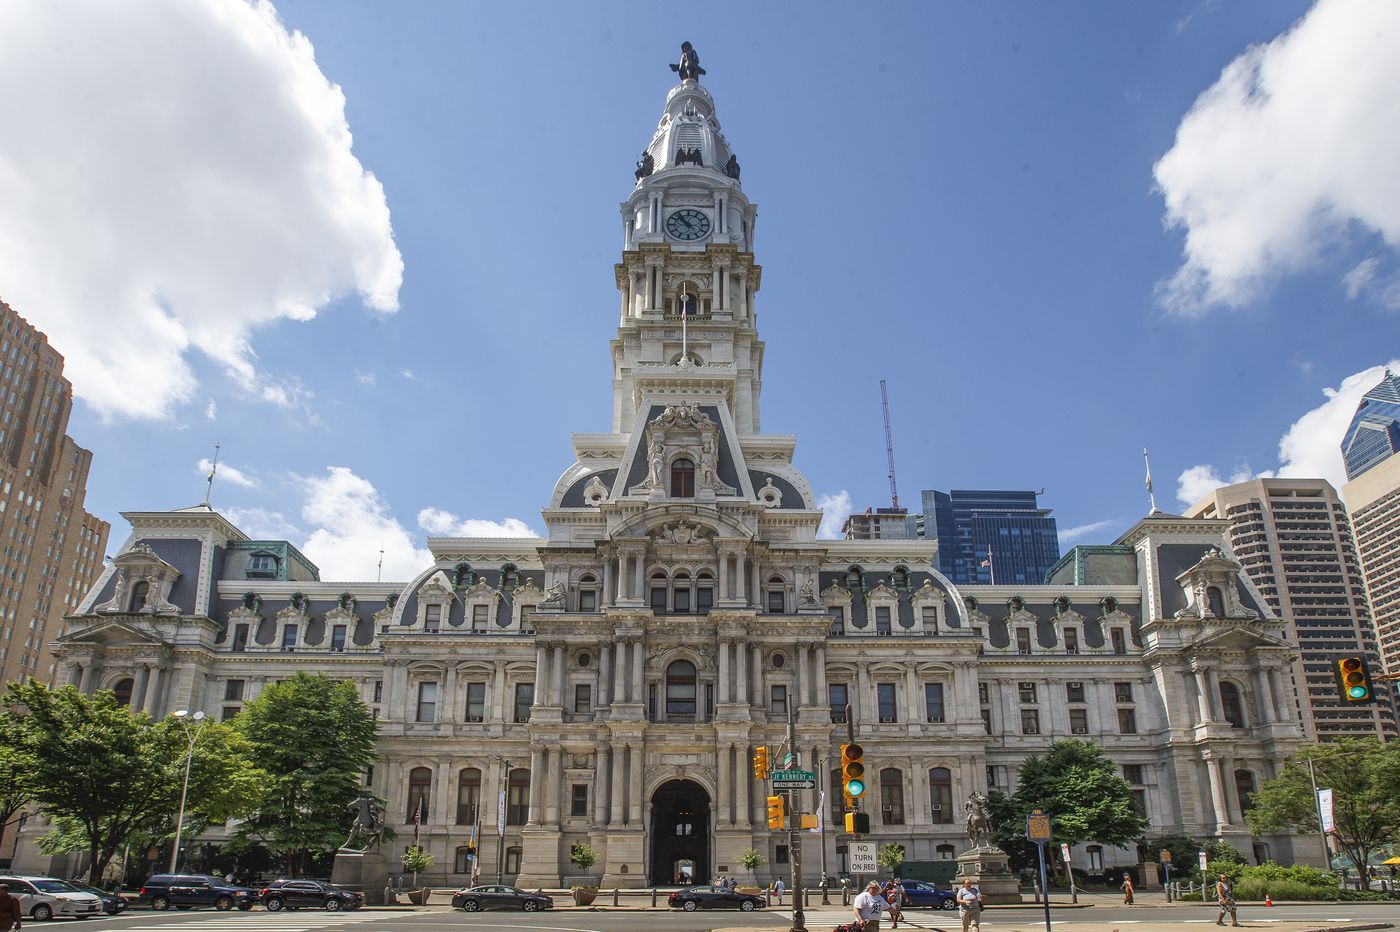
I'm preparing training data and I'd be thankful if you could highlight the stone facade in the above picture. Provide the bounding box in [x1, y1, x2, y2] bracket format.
[17, 61, 1315, 885]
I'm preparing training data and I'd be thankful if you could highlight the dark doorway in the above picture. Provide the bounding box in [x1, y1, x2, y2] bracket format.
[650, 779, 710, 885]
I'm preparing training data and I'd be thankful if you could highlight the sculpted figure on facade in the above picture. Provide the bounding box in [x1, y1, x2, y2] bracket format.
[540, 580, 567, 611]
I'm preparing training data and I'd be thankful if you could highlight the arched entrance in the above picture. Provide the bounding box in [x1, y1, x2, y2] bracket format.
[650, 779, 710, 885]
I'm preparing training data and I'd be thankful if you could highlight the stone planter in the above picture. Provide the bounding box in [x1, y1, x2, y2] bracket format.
[571, 886, 598, 906]
[406, 888, 431, 906]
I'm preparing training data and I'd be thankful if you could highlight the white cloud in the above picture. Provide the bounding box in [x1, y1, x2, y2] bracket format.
[220, 505, 301, 541]
[816, 490, 853, 540]
[355, 371, 376, 386]
[1178, 358, 1400, 504]
[1058, 519, 1116, 546]
[0, 0, 402, 420]
[298, 466, 429, 580]
[1153, 0, 1400, 314]
[205, 399, 218, 421]
[400, 369, 416, 381]
[198, 457, 257, 489]
[416, 507, 537, 538]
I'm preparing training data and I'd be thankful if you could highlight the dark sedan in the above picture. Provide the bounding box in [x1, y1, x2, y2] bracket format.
[896, 880, 956, 910]
[667, 885, 764, 911]
[260, 879, 363, 911]
[451, 885, 553, 911]
[64, 881, 127, 914]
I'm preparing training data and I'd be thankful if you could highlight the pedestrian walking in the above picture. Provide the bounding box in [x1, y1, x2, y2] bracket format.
[774, 876, 785, 906]
[955, 877, 983, 932]
[0, 883, 23, 931]
[1121, 872, 1135, 905]
[882, 879, 904, 929]
[1215, 873, 1239, 927]
[852, 881, 889, 932]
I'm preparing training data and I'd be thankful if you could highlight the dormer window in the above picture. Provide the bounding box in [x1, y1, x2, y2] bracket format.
[247, 553, 277, 579]
[1206, 586, 1226, 617]
[129, 580, 149, 612]
[670, 458, 695, 497]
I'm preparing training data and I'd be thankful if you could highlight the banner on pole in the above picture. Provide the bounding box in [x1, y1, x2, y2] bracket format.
[1198, 851, 1209, 874]
[497, 790, 506, 836]
[1060, 842, 1071, 864]
[810, 792, 824, 833]
[1318, 788, 1335, 833]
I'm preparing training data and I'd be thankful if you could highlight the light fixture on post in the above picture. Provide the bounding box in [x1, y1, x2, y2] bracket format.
[169, 709, 208, 873]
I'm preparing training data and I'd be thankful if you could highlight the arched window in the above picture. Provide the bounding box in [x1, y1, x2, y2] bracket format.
[1219, 681, 1246, 728]
[846, 566, 864, 591]
[666, 660, 697, 718]
[767, 575, 786, 614]
[111, 677, 134, 706]
[456, 767, 481, 825]
[505, 846, 523, 875]
[506, 768, 530, 825]
[578, 574, 598, 612]
[672, 572, 692, 613]
[880, 768, 904, 825]
[679, 292, 697, 317]
[406, 766, 433, 823]
[892, 566, 909, 589]
[454, 846, 473, 874]
[670, 458, 695, 498]
[1207, 586, 1226, 617]
[928, 767, 953, 824]
[129, 580, 149, 612]
[1234, 769, 1257, 815]
[650, 571, 669, 614]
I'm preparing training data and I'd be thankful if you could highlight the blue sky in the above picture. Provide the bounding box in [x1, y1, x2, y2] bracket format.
[1, 0, 1397, 578]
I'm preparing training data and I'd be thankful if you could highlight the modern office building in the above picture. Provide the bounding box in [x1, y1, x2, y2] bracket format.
[1342, 369, 1400, 482]
[0, 299, 110, 687]
[1186, 478, 1395, 740]
[919, 489, 1060, 586]
[1343, 452, 1400, 675]
[841, 506, 916, 541]
[18, 50, 1316, 885]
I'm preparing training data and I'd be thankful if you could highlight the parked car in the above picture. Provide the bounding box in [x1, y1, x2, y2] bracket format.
[260, 879, 363, 911]
[64, 880, 128, 914]
[138, 873, 257, 910]
[451, 885, 553, 911]
[896, 880, 957, 910]
[667, 885, 765, 911]
[0, 875, 104, 921]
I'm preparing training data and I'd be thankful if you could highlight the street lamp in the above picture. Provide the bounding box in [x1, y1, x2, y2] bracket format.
[489, 755, 511, 884]
[169, 709, 207, 873]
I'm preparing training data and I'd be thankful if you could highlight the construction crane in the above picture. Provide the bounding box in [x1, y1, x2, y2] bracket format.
[880, 379, 899, 510]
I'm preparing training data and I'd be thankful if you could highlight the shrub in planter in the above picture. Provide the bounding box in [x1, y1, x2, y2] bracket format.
[570, 844, 600, 905]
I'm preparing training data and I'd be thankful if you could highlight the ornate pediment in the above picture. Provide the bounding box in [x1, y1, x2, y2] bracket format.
[912, 580, 941, 604]
[275, 604, 311, 625]
[1007, 608, 1038, 628]
[629, 402, 737, 497]
[56, 618, 170, 648]
[1054, 608, 1086, 627]
[866, 581, 898, 602]
[94, 542, 182, 615]
[820, 581, 852, 605]
[461, 579, 501, 603]
[1175, 548, 1258, 620]
[651, 518, 715, 545]
[418, 570, 457, 604]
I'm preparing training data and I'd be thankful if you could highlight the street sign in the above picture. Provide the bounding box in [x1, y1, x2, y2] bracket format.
[772, 769, 816, 789]
[1060, 843, 1071, 864]
[1025, 808, 1052, 842]
[1198, 851, 1209, 874]
[1159, 848, 1172, 863]
[849, 841, 877, 873]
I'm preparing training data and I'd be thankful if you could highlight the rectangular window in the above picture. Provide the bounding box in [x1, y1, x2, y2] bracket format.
[1123, 764, 1145, 784]
[224, 679, 245, 701]
[1064, 628, 1079, 654]
[1066, 681, 1085, 703]
[456, 776, 480, 825]
[1117, 708, 1137, 734]
[650, 587, 668, 613]
[1069, 708, 1088, 733]
[775, 845, 790, 864]
[767, 588, 785, 613]
[507, 778, 528, 826]
[330, 625, 347, 651]
[1114, 681, 1133, 703]
[769, 684, 787, 715]
[472, 604, 489, 628]
[875, 605, 892, 634]
[373, 680, 384, 703]
[980, 708, 991, 734]
[221, 705, 240, 721]
[574, 683, 592, 714]
[924, 683, 945, 722]
[1016, 629, 1032, 654]
[424, 603, 442, 631]
[881, 776, 905, 825]
[578, 588, 597, 612]
[1111, 629, 1127, 654]
[465, 682, 486, 722]
[231, 624, 248, 652]
[416, 682, 438, 722]
[1131, 789, 1148, 821]
[673, 586, 691, 613]
[1021, 709, 1041, 734]
[877, 683, 898, 722]
[514, 683, 534, 723]
[571, 784, 588, 817]
[829, 606, 845, 636]
[505, 846, 522, 873]
[281, 625, 297, 651]
[978, 682, 990, 704]
[696, 586, 713, 613]
[1018, 682, 1038, 704]
[920, 606, 937, 631]
[828, 683, 848, 723]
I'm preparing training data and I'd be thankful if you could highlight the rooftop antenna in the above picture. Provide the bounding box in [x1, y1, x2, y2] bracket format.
[377, 544, 384, 583]
[880, 379, 900, 510]
[1143, 448, 1159, 514]
[201, 442, 221, 507]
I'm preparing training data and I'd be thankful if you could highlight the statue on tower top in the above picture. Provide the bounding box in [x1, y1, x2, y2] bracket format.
[669, 41, 706, 82]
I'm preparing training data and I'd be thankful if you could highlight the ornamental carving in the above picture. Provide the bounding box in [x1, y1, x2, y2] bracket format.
[94, 543, 181, 616]
[628, 403, 736, 496]
[1174, 548, 1259, 621]
[652, 519, 714, 545]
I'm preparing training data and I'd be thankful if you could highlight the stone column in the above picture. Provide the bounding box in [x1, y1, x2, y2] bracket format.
[628, 742, 644, 825]
[552, 645, 565, 708]
[735, 552, 746, 603]
[1205, 668, 1222, 720]
[545, 748, 562, 825]
[131, 664, 150, 710]
[751, 645, 763, 708]
[1270, 669, 1293, 721]
[631, 640, 644, 705]
[535, 644, 549, 705]
[599, 646, 612, 707]
[594, 744, 611, 826]
[795, 645, 807, 708]
[718, 743, 732, 825]
[610, 747, 626, 825]
[718, 551, 730, 600]
[494, 662, 508, 722]
[816, 646, 828, 712]
[1222, 756, 1241, 824]
[61, 661, 80, 687]
[1253, 669, 1274, 725]
[441, 665, 458, 724]
[144, 665, 164, 715]
[633, 554, 644, 604]
[905, 666, 921, 723]
[1194, 670, 1213, 723]
[614, 641, 628, 702]
[602, 559, 613, 608]
[718, 639, 730, 704]
[77, 662, 95, 693]
[1205, 757, 1229, 828]
[736, 639, 749, 705]
[527, 748, 544, 825]
[435, 759, 453, 824]
[856, 663, 871, 723]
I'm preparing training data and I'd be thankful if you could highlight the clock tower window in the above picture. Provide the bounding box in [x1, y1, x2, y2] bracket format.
[670, 458, 696, 498]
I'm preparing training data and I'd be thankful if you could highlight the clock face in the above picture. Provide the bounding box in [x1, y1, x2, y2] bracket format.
[666, 208, 711, 241]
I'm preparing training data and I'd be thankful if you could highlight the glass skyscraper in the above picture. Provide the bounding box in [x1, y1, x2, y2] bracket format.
[919, 489, 1060, 585]
[1343, 369, 1400, 481]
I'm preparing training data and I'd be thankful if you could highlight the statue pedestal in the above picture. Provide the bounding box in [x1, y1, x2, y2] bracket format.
[955, 846, 1022, 905]
[331, 848, 390, 905]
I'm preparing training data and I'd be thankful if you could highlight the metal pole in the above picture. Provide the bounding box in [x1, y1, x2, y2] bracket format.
[819, 755, 830, 905]
[1037, 842, 1052, 932]
[1306, 757, 1333, 872]
[496, 758, 510, 885]
[787, 707, 805, 932]
[169, 716, 203, 874]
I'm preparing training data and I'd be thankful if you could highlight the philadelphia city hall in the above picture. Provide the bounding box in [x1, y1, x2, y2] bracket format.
[18, 46, 1314, 887]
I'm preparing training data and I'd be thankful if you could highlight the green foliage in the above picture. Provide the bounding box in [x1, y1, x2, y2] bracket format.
[401, 844, 433, 874]
[5, 681, 264, 883]
[877, 843, 905, 870]
[990, 741, 1148, 869]
[232, 672, 378, 875]
[1200, 840, 1247, 882]
[1245, 861, 1336, 888]
[0, 706, 29, 854]
[569, 843, 599, 871]
[1245, 738, 1400, 890]
[736, 846, 765, 871]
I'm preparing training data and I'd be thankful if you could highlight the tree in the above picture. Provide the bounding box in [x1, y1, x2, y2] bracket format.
[402, 844, 433, 888]
[991, 741, 1149, 870]
[736, 846, 766, 877]
[0, 707, 30, 858]
[5, 682, 264, 883]
[232, 672, 378, 875]
[1246, 738, 1400, 890]
[569, 843, 599, 873]
[877, 843, 905, 874]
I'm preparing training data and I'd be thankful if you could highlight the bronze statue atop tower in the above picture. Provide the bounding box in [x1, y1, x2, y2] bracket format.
[669, 42, 705, 81]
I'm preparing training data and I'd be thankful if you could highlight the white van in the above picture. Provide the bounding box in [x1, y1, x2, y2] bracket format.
[0, 875, 104, 921]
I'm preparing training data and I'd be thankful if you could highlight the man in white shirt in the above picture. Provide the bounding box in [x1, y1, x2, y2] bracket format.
[955, 878, 984, 931]
[852, 881, 889, 932]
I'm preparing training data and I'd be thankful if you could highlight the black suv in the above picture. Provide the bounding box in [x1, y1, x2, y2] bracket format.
[259, 879, 363, 911]
[138, 874, 256, 911]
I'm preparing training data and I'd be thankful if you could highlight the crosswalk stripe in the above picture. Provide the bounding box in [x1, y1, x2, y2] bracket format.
[107, 914, 391, 931]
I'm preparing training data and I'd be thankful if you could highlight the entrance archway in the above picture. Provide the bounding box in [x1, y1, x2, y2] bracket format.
[650, 779, 710, 885]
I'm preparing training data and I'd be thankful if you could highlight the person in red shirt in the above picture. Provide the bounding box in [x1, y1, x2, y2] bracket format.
[0, 883, 24, 931]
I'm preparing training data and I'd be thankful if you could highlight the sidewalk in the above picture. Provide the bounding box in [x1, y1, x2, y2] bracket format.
[713, 924, 1394, 932]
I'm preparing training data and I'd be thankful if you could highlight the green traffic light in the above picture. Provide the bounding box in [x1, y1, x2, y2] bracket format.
[846, 778, 865, 797]
[1349, 685, 1369, 699]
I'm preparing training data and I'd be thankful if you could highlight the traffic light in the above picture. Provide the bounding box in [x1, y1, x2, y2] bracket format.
[844, 811, 871, 834]
[753, 746, 770, 779]
[766, 794, 785, 830]
[841, 743, 866, 798]
[1337, 657, 1375, 702]
[465, 843, 476, 860]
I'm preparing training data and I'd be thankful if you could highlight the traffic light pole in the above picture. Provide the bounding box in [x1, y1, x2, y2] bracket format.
[788, 707, 806, 932]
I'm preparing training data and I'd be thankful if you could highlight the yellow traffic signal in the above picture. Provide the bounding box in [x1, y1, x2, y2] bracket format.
[1338, 657, 1374, 702]
[844, 811, 870, 834]
[753, 746, 770, 779]
[841, 743, 866, 798]
[766, 794, 785, 829]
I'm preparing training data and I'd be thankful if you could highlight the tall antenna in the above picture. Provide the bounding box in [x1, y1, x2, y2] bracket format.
[377, 544, 385, 583]
[880, 379, 900, 510]
[201, 442, 221, 507]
